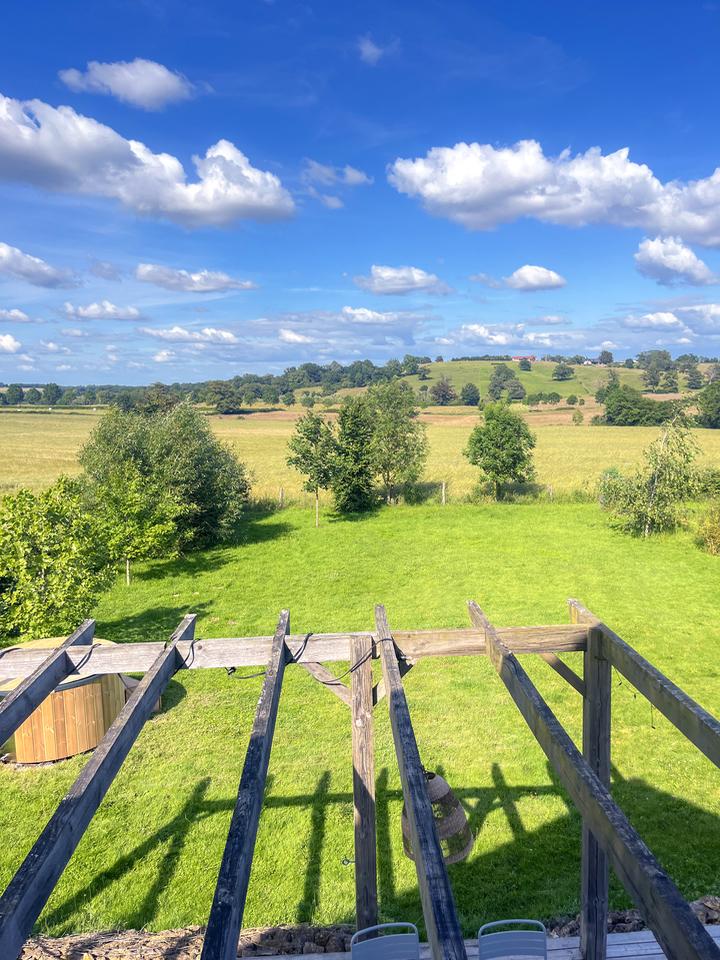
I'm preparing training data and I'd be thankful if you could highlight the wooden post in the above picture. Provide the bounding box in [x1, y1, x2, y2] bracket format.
[315, 490, 319, 528]
[351, 633, 377, 930]
[126, 558, 131, 586]
[376, 605, 467, 960]
[201, 610, 290, 960]
[279, 486, 284, 509]
[441, 481, 446, 505]
[581, 624, 611, 960]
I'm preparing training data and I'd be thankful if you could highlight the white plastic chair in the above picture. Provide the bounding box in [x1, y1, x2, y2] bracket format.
[351, 923, 420, 960]
[478, 920, 547, 959]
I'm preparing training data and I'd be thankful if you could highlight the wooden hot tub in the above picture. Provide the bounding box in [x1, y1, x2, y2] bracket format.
[0, 637, 134, 763]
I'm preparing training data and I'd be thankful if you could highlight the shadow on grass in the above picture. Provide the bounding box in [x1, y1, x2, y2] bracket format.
[96, 602, 214, 645]
[36, 762, 720, 935]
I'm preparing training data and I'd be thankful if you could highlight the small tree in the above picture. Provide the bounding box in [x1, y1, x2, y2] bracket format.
[552, 362, 574, 381]
[698, 382, 720, 428]
[659, 370, 679, 393]
[6, 384, 23, 405]
[464, 402, 536, 498]
[331, 396, 376, 512]
[506, 378, 526, 401]
[0, 477, 113, 641]
[685, 366, 704, 390]
[42, 382, 63, 405]
[599, 417, 699, 536]
[598, 350, 614, 365]
[281, 391, 296, 406]
[367, 381, 428, 501]
[25, 387, 42, 404]
[429, 376, 457, 405]
[567, 394, 578, 405]
[286, 411, 337, 526]
[518, 358, 532, 371]
[572, 409, 584, 425]
[460, 382, 480, 406]
[300, 391, 316, 409]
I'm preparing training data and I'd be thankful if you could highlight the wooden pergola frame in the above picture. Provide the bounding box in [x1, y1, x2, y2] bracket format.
[0, 601, 718, 960]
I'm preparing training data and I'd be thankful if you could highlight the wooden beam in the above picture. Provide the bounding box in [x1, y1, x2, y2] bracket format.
[0, 619, 95, 746]
[569, 600, 720, 769]
[538, 652, 585, 696]
[468, 601, 720, 960]
[350, 633, 377, 930]
[0, 625, 588, 680]
[372, 657, 414, 707]
[201, 610, 290, 960]
[376, 605, 467, 960]
[581, 625, 611, 960]
[299, 661, 351, 706]
[0, 614, 196, 960]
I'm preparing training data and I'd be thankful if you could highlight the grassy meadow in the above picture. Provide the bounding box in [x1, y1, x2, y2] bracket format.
[0, 503, 718, 937]
[3, 406, 720, 502]
[1, 385, 719, 940]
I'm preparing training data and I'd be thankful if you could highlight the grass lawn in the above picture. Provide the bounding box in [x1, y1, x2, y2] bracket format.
[1, 503, 718, 938]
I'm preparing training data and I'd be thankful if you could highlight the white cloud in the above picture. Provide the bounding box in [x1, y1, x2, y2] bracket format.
[525, 314, 569, 325]
[634, 236, 717, 285]
[64, 300, 140, 320]
[135, 262, 256, 293]
[41, 340, 70, 354]
[318, 193, 343, 209]
[303, 160, 372, 187]
[61, 327, 87, 337]
[676, 303, 720, 331]
[388, 139, 720, 245]
[354, 264, 450, 295]
[0, 94, 295, 227]
[90, 260, 122, 281]
[0, 332, 21, 353]
[59, 58, 194, 110]
[504, 264, 567, 290]
[358, 36, 386, 66]
[153, 349, 175, 363]
[0, 307, 30, 322]
[55, 363, 72, 371]
[279, 328, 314, 344]
[340, 305, 406, 324]
[0, 241, 76, 288]
[444, 320, 584, 350]
[139, 324, 239, 343]
[621, 311, 687, 330]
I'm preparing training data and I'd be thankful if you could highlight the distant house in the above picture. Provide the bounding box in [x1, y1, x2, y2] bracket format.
[511, 354, 536, 361]
[582, 359, 594, 365]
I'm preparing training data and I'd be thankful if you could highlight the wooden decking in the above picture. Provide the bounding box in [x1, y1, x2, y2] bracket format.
[300, 927, 720, 960]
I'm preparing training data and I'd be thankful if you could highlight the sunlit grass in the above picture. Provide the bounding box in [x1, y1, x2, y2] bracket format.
[0, 504, 718, 936]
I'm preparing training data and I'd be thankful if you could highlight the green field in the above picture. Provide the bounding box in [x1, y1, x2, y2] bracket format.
[3, 408, 720, 502]
[1, 503, 718, 937]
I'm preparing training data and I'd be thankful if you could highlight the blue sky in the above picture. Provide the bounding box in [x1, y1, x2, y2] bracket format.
[2, 0, 720, 384]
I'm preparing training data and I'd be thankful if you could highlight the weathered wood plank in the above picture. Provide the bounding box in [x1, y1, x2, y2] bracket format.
[350, 633, 377, 930]
[0, 619, 95, 746]
[0, 625, 587, 680]
[201, 610, 290, 960]
[568, 600, 720, 769]
[376, 605, 467, 960]
[581, 625, 611, 960]
[539, 652, 585, 696]
[299, 661, 351, 706]
[372, 657, 414, 706]
[468, 601, 720, 960]
[0, 614, 196, 960]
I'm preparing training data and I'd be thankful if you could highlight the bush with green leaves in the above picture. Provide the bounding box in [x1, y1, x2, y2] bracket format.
[598, 418, 699, 537]
[460, 382, 480, 406]
[464, 402, 536, 498]
[286, 410, 337, 525]
[429, 376, 457, 405]
[80, 403, 250, 548]
[697, 502, 720, 555]
[366, 380, 428, 502]
[0, 477, 113, 642]
[697, 381, 720, 428]
[330, 396, 377, 512]
[552, 362, 574, 381]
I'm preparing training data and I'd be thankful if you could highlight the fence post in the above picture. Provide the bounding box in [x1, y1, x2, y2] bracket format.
[279, 486, 284, 509]
[351, 633, 377, 930]
[580, 622, 611, 959]
[441, 481, 446, 506]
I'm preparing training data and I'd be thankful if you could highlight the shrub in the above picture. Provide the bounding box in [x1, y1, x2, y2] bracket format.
[460, 382, 480, 406]
[567, 394, 578, 405]
[697, 381, 720, 428]
[697, 502, 720, 555]
[572, 409, 584, 425]
[598, 418, 699, 536]
[518, 358, 532, 371]
[80, 403, 250, 548]
[552, 362, 574, 381]
[0, 477, 113, 642]
[603, 384, 676, 426]
[430, 376, 457, 405]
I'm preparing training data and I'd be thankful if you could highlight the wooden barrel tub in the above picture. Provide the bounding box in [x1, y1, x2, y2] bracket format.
[0, 637, 137, 763]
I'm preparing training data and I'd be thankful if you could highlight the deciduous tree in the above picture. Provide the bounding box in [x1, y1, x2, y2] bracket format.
[286, 411, 337, 525]
[464, 402, 536, 498]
